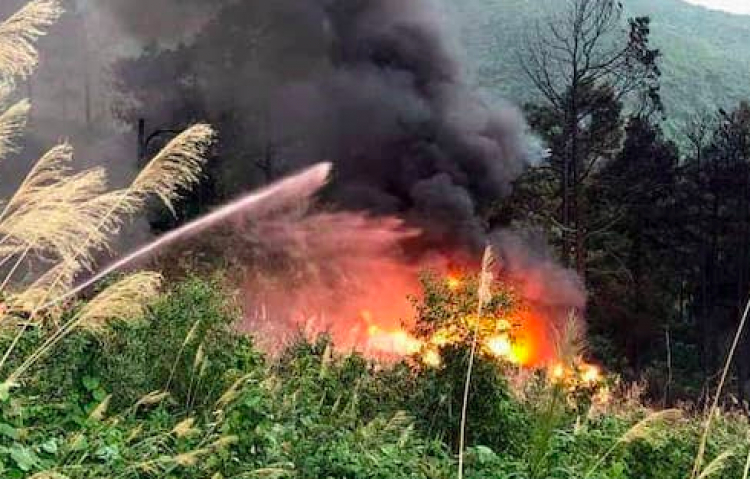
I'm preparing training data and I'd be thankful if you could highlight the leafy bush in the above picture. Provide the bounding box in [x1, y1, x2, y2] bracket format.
[1, 276, 748, 478]
[4, 276, 262, 413]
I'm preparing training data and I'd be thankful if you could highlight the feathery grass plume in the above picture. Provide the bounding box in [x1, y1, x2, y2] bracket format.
[458, 245, 494, 479]
[9, 260, 81, 313]
[1, 142, 75, 218]
[554, 310, 586, 366]
[0, 144, 138, 277]
[172, 418, 198, 438]
[134, 390, 170, 409]
[0, 99, 29, 160]
[77, 272, 162, 333]
[698, 450, 736, 479]
[0, 167, 116, 272]
[89, 394, 112, 421]
[165, 319, 202, 391]
[0, 0, 63, 81]
[617, 409, 682, 443]
[0, 143, 123, 272]
[693, 295, 750, 478]
[193, 341, 205, 370]
[585, 409, 682, 478]
[477, 246, 495, 306]
[129, 124, 215, 215]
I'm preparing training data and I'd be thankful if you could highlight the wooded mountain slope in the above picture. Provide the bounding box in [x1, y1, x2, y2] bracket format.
[441, 0, 750, 138]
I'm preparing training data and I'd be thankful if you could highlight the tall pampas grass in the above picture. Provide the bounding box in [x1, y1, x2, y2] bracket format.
[1, 143, 77, 218]
[0, 99, 29, 160]
[458, 245, 494, 479]
[129, 124, 215, 215]
[0, 0, 63, 81]
[0, 163, 113, 268]
[8, 272, 163, 383]
[0, 0, 214, 385]
[554, 310, 586, 365]
[0, 124, 214, 378]
[7, 259, 80, 313]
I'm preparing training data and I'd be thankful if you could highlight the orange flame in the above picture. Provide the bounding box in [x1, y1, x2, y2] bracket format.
[362, 307, 549, 368]
[348, 275, 603, 393]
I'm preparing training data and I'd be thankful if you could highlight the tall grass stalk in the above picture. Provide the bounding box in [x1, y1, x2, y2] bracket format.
[165, 320, 202, 392]
[690, 293, 750, 478]
[584, 409, 682, 478]
[7, 272, 162, 383]
[742, 445, 750, 479]
[23, 124, 215, 321]
[0, 0, 62, 81]
[457, 245, 494, 479]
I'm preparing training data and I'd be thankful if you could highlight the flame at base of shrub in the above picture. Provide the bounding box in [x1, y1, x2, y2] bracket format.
[359, 277, 604, 393]
[363, 308, 556, 368]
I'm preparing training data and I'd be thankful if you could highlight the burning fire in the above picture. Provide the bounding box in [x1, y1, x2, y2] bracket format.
[360, 276, 546, 368]
[358, 274, 604, 390]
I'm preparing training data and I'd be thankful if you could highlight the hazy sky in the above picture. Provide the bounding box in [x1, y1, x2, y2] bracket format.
[682, 0, 750, 14]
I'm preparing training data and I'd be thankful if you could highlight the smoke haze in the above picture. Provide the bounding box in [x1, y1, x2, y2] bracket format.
[1, 0, 585, 358]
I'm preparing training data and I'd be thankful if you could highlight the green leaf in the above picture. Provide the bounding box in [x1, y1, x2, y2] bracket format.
[92, 389, 108, 402]
[0, 383, 12, 403]
[82, 377, 100, 391]
[9, 445, 38, 472]
[40, 439, 58, 455]
[0, 424, 18, 440]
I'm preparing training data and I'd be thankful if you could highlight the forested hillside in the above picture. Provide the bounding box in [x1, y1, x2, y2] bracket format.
[441, 0, 750, 138]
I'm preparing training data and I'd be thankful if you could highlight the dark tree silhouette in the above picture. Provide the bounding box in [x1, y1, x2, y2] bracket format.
[520, 0, 661, 277]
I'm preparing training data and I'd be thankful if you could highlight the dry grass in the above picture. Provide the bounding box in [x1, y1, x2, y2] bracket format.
[0, 99, 29, 160]
[77, 272, 162, 332]
[0, 0, 214, 388]
[0, 157, 114, 270]
[585, 409, 683, 478]
[554, 310, 586, 366]
[0, 0, 62, 81]
[129, 124, 215, 215]
[9, 259, 80, 313]
[458, 245, 495, 479]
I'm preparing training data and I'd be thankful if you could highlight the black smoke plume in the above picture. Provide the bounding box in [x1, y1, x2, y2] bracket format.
[110, 0, 538, 249]
[96, 0, 586, 350]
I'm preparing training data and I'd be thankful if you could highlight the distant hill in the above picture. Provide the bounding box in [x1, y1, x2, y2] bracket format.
[439, 0, 750, 140]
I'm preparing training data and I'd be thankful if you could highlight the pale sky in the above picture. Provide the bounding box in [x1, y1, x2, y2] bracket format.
[682, 0, 750, 15]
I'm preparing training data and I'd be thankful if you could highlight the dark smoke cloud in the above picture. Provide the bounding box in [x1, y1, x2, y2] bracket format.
[90, 0, 584, 346]
[107, 0, 539, 249]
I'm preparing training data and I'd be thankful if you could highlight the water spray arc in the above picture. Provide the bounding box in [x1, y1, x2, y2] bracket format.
[49, 163, 332, 308]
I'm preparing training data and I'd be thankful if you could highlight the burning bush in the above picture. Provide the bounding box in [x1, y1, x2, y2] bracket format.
[412, 271, 526, 368]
